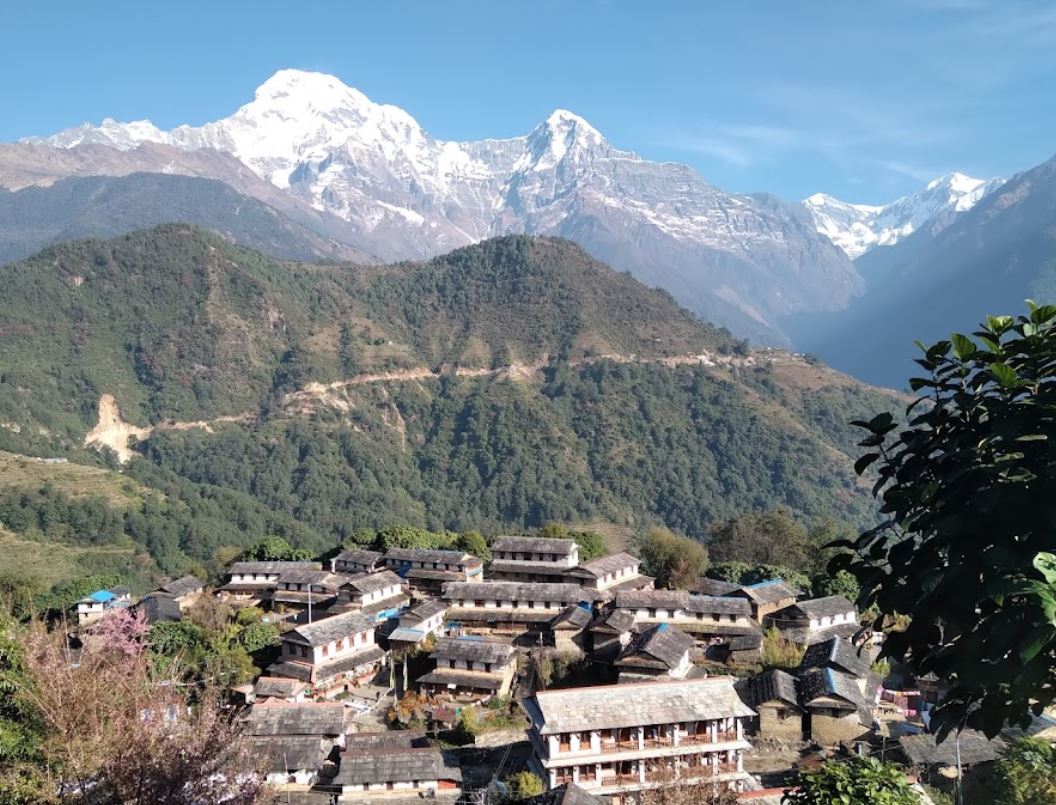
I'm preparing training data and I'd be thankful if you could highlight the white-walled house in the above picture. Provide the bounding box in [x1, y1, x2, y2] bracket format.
[339, 570, 409, 621]
[416, 637, 518, 699]
[489, 536, 580, 583]
[331, 548, 384, 575]
[443, 581, 584, 635]
[335, 732, 461, 802]
[524, 677, 755, 795]
[219, 561, 320, 604]
[769, 596, 859, 647]
[566, 553, 654, 595]
[382, 548, 484, 596]
[75, 586, 133, 626]
[267, 611, 385, 697]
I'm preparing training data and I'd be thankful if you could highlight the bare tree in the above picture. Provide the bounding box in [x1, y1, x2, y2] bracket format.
[15, 610, 267, 804]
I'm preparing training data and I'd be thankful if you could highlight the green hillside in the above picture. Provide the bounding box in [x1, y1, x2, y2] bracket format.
[0, 226, 899, 578]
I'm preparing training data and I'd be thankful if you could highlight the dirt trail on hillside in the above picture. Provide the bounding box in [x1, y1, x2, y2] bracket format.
[84, 351, 759, 462]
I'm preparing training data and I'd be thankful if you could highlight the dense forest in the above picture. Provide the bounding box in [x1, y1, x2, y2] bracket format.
[0, 226, 900, 583]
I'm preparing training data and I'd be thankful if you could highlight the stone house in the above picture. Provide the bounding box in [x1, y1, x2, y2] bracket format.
[243, 701, 348, 786]
[588, 608, 638, 662]
[566, 552, 654, 595]
[331, 548, 384, 575]
[489, 536, 580, 584]
[443, 581, 585, 637]
[416, 636, 518, 699]
[613, 590, 760, 654]
[267, 610, 385, 697]
[338, 570, 409, 621]
[769, 595, 859, 647]
[335, 731, 461, 801]
[388, 599, 449, 652]
[549, 604, 594, 656]
[798, 667, 877, 746]
[382, 548, 484, 597]
[524, 677, 755, 796]
[218, 560, 320, 605]
[151, 575, 205, 611]
[614, 623, 698, 683]
[271, 569, 353, 613]
[728, 579, 800, 621]
[250, 676, 311, 703]
[736, 669, 804, 742]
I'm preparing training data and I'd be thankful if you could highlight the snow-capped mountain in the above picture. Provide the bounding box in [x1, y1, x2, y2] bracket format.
[18, 69, 860, 343]
[803, 172, 1004, 259]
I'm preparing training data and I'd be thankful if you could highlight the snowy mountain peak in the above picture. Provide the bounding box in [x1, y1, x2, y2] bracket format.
[804, 172, 1003, 259]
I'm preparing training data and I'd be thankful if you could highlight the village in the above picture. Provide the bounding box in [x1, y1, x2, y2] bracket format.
[72, 535, 1056, 804]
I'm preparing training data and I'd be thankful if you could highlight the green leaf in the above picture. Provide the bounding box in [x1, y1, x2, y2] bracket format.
[1034, 552, 1056, 585]
[1019, 626, 1056, 663]
[951, 332, 976, 360]
[990, 362, 1020, 388]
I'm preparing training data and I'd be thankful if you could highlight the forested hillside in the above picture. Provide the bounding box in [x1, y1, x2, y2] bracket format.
[0, 227, 899, 579]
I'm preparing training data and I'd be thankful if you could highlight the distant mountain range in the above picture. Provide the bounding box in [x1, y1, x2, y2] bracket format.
[3, 68, 1052, 388]
[802, 172, 1003, 259]
[11, 69, 862, 344]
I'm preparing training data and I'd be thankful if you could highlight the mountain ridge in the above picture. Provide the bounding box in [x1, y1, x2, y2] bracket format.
[16, 69, 859, 344]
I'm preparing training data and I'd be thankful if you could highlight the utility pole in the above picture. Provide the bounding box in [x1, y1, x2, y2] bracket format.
[307, 582, 313, 624]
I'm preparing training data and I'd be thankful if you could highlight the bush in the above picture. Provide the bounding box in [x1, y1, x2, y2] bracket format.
[783, 756, 918, 804]
[761, 627, 804, 671]
[503, 771, 545, 802]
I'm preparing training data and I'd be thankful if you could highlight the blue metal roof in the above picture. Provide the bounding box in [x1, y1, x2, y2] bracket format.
[745, 578, 783, 589]
[89, 590, 116, 603]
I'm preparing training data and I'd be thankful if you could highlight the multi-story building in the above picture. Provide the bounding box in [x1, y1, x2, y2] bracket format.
[524, 677, 755, 797]
[382, 548, 484, 597]
[613, 590, 759, 650]
[728, 579, 800, 621]
[416, 636, 518, 699]
[339, 570, 409, 621]
[388, 599, 449, 651]
[331, 548, 384, 575]
[443, 581, 585, 636]
[219, 561, 320, 604]
[488, 536, 580, 583]
[267, 611, 385, 697]
[271, 569, 352, 613]
[769, 595, 859, 647]
[566, 553, 654, 596]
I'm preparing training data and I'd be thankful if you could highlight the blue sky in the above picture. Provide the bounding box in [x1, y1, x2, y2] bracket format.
[3, 0, 1054, 203]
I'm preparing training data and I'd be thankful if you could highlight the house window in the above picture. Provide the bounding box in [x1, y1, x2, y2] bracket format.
[475, 600, 485, 607]
[559, 734, 571, 752]
[322, 645, 329, 657]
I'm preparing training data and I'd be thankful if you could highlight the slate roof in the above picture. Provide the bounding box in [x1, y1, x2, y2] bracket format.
[686, 595, 753, 617]
[590, 608, 636, 634]
[345, 570, 404, 594]
[443, 581, 583, 603]
[253, 677, 309, 699]
[780, 621, 862, 647]
[901, 730, 1001, 767]
[431, 637, 516, 665]
[417, 669, 507, 690]
[335, 747, 462, 785]
[313, 645, 386, 680]
[445, 608, 556, 624]
[243, 702, 347, 736]
[736, 579, 800, 605]
[400, 599, 448, 625]
[286, 611, 374, 647]
[692, 577, 742, 596]
[526, 677, 754, 734]
[615, 589, 686, 610]
[277, 569, 348, 587]
[388, 627, 427, 643]
[798, 667, 869, 710]
[385, 548, 479, 565]
[344, 731, 430, 751]
[616, 624, 694, 671]
[158, 575, 204, 597]
[333, 548, 382, 566]
[739, 669, 800, 708]
[247, 735, 329, 772]
[799, 637, 873, 678]
[568, 552, 639, 579]
[551, 604, 593, 630]
[792, 596, 856, 620]
[229, 561, 320, 575]
[492, 536, 577, 555]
